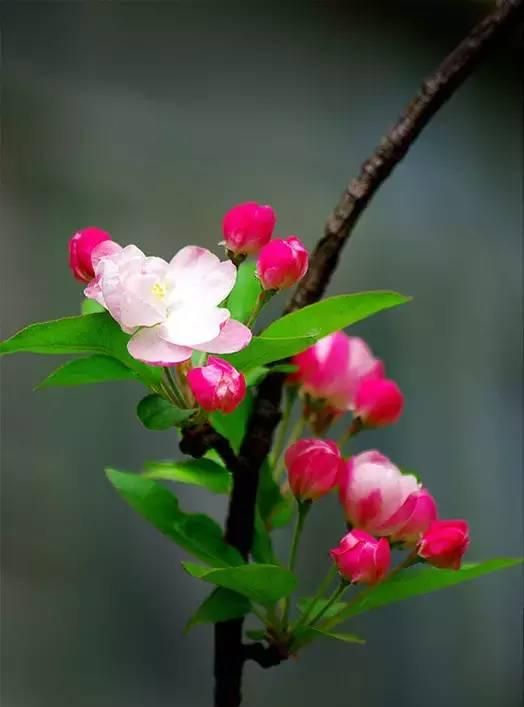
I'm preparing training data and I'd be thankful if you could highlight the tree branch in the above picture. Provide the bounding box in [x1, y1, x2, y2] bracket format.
[185, 2, 523, 705]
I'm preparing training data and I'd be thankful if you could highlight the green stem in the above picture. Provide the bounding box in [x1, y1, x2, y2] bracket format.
[271, 388, 297, 468]
[320, 551, 418, 631]
[162, 368, 186, 408]
[306, 580, 348, 629]
[245, 290, 274, 328]
[273, 414, 306, 481]
[292, 564, 337, 632]
[282, 501, 311, 627]
[337, 416, 364, 454]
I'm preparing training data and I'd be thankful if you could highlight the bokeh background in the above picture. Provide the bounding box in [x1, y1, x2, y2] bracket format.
[1, 2, 522, 706]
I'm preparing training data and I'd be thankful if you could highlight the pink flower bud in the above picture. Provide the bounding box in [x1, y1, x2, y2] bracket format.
[222, 202, 276, 255]
[354, 377, 404, 427]
[330, 530, 391, 585]
[417, 519, 470, 570]
[284, 438, 342, 502]
[338, 450, 421, 537]
[256, 236, 308, 290]
[390, 489, 438, 545]
[187, 357, 246, 413]
[291, 333, 384, 411]
[68, 227, 113, 283]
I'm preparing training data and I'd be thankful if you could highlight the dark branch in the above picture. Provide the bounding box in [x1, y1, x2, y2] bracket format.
[182, 2, 523, 705]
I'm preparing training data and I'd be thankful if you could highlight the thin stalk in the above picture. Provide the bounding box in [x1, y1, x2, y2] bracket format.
[305, 580, 349, 629]
[273, 414, 305, 481]
[337, 416, 363, 453]
[271, 388, 296, 468]
[320, 551, 418, 631]
[282, 501, 311, 627]
[245, 290, 274, 328]
[292, 564, 338, 632]
[162, 367, 186, 408]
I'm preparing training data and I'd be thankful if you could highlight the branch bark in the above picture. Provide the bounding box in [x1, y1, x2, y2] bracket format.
[183, 2, 523, 705]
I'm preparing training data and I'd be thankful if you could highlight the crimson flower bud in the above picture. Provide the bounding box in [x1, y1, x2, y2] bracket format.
[330, 530, 391, 585]
[187, 357, 246, 414]
[68, 226, 113, 283]
[222, 202, 276, 255]
[256, 236, 308, 290]
[284, 438, 342, 502]
[354, 377, 404, 427]
[417, 519, 470, 570]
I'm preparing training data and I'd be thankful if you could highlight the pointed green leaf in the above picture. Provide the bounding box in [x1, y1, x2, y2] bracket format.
[262, 291, 410, 340]
[325, 558, 524, 627]
[245, 364, 298, 387]
[245, 629, 267, 641]
[37, 355, 138, 389]
[137, 394, 196, 430]
[0, 312, 160, 386]
[185, 588, 251, 632]
[226, 261, 262, 323]
[297, 598, 348, 621]
[142, 458, 232, 494]
[224, 335, 316, 371]
[309, 628, 365, 644]
[106, 469, 243, 567]
[182, 562, 297, 604]
[81, 298, 105, 315]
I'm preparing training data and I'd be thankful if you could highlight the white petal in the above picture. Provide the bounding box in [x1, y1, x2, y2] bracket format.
[192, 318, 252, 354]
[168, 246, 237, 306]
[127, 326, 192, 365]
[160, 306, 229, 347]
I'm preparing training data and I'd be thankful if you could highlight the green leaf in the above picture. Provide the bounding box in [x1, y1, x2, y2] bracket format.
[142, 458, 232, 494]
[257, 462, 295, 530]
[326, 558, 524, 626]
[308, 628, 365, 645]
[210, 391, 253, 452]
[262, 291, 410, 340]
[245, 364, 298, 387]
[226, 262, 262, 323]
[182, 562, 297, 604]
[36, 355, 138, 389]
[224, 335, 316, 371]
[81, 298, 105, 315]
[297, 598, 348, 621]
[185, 588, 251, 633]
[252, 511, 276, 564]
[106, 469, 243, 567]
[0, 312, 160, 386]
[137, 394, 196, 430]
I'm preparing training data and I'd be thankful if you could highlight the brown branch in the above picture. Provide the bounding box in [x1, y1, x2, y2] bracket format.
[181, 2, 523, 705]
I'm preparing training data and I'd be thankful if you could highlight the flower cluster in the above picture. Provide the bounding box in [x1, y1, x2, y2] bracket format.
[290, 332, 404, 432]
[67, 204, 309, 414]
[284, 333, 469, 586]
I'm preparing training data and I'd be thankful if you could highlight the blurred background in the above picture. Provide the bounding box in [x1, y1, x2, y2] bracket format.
[1, 1, 522, 706]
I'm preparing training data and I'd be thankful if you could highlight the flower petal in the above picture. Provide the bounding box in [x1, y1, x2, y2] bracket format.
[160, 306, 229, 347]
[192, 318, 252, 354]
[128, 326, 192, 365]
[169, 246, 237, 306]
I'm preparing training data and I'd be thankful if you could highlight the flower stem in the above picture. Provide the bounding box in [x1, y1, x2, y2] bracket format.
[162, 367, 186, 408]
[282, 500, 311, 627]
[306, 580, 349, 629]
[273, 414, 305, 481]
[271, 387, 297, 468]
[292, 564, 338, 632]
[245, 290, 274, 329]
[337, 416, 363, 454]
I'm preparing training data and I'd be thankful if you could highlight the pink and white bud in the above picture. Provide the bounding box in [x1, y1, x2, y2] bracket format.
[390, 489, 438, 545]
[256, 236, 308, 290]
[284, 438, 343, 502]
[338, 450, 421, 537]
[290, 333, 384, 411]
[354, 377, 404, 427]
[330, 530, 391, 585]
[68, 226, 113, 283]
[418, 519, 470, 570]
[187, 357, 246, 413]
[222, 202, 276, 255]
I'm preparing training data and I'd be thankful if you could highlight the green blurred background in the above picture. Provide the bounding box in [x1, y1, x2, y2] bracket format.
[1, 2, 522, 706]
